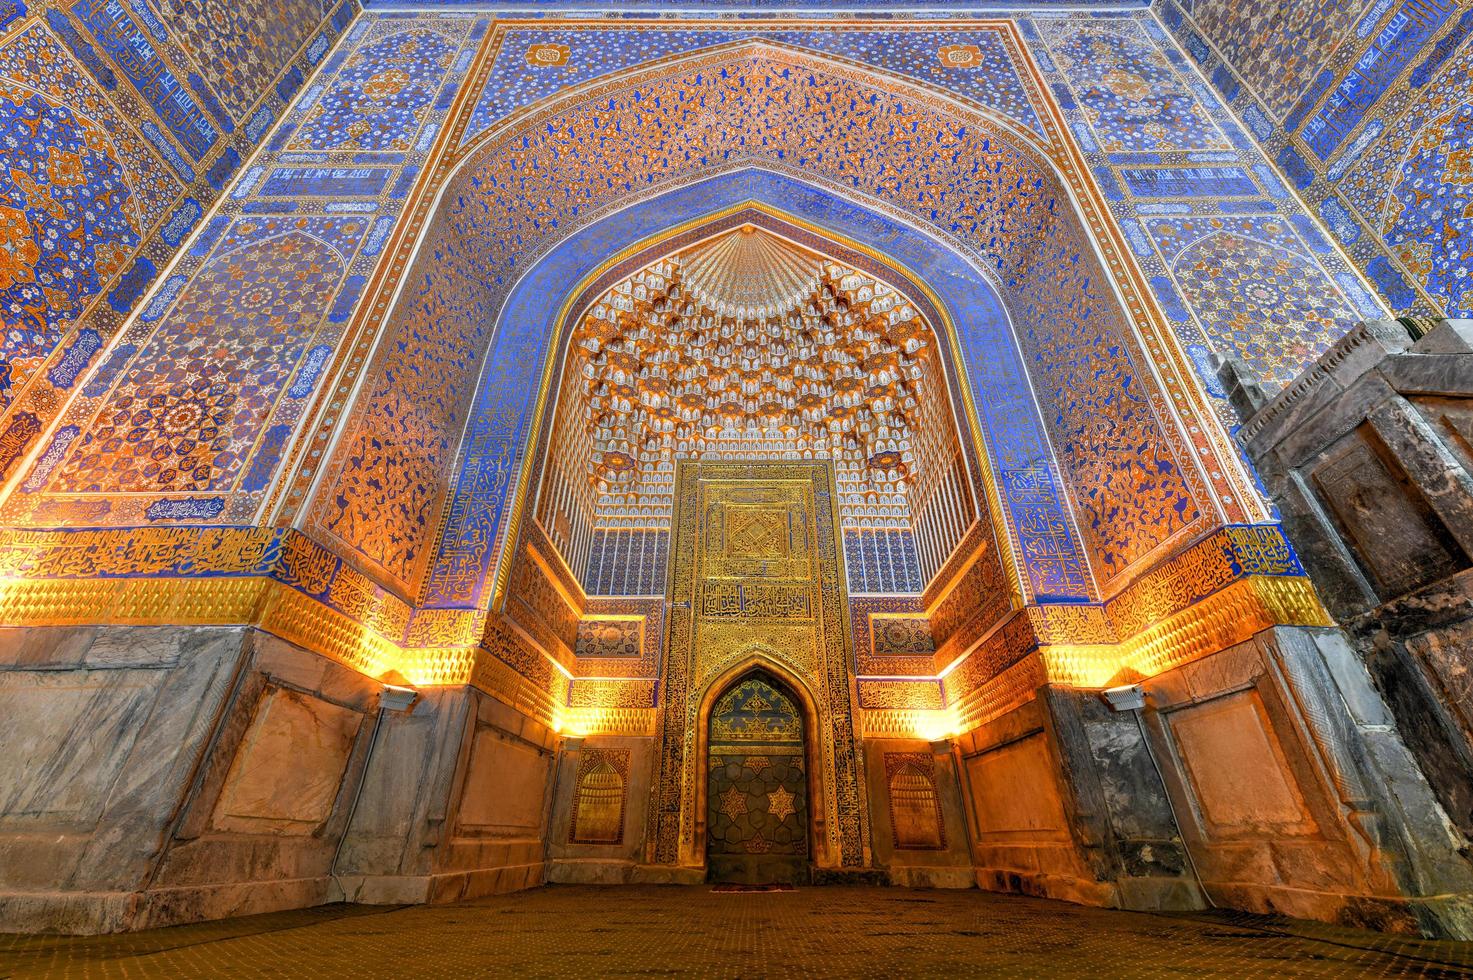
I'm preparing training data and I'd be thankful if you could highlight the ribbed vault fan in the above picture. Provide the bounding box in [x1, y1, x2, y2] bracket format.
[678, 225, 821, 320]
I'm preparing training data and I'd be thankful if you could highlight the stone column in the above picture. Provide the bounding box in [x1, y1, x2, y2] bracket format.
[1218, 318, 1473, 938]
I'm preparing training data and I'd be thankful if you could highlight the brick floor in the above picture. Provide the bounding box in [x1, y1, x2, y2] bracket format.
[3, 886, 1472, 978]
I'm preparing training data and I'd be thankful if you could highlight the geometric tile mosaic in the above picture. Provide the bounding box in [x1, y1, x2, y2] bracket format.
[0, 1, 353, 497]
[2, 12, 483, 531]
[462, 26, 1044, 145]
[170, 0, 330, 120]
[294, 25, 457, 151]
[1160, 0, 1473, 317]
[1038, 19, 1229, 152]
[1379, 99, 1473, 316]
[0, 7, 1366, 666]
[1148, 216, 1363, 386]
[53, 220, 356, 495]
[0, 28, 178, 406]
[324, 42, 1170, 602]
[1029, 9, 1385, 406]
[845, 529, 923, 594]
[274, 14, 1363, 613]
[1173, 0, 1364, 121]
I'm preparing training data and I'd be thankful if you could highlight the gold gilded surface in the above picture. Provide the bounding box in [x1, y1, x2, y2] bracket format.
[650, 460, 867, 868]
[570, 749, 630, 845]
[949, 653, 1049, 733]
[723, 506, 794, 560]
[491, 199, 1025, 612]
[567, 678, 657, 709]
[0, 13, 1329, 733]
[886, 752, 946, 850]
[711, 677, 804, 742]
[861, 708, 950, 739]
[1027, 575, 1331, 688]
[471, 651, 562, 729]
[560, 706, 658, 738]
[1119, 575, 1330, 679]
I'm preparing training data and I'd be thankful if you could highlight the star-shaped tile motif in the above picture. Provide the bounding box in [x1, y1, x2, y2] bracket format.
[745, 756, 771, 774]
[767, 785, 796, 822]
[719, 785, 748, 821]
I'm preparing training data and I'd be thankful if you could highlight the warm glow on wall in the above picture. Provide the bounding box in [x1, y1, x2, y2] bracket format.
[555, 705, 657, 738]
[1039, 645, 1125, 688]
[912, 706, 962, 742]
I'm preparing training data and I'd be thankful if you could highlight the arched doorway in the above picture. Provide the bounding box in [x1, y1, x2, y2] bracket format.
[706, 670, 810, 885]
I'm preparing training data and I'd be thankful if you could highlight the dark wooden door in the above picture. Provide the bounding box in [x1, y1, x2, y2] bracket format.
[706, 672, 809, 884]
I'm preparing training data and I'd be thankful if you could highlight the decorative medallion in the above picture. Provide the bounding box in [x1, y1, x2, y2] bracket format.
[525, 43, 570, 68]
[719, 785, 749, 821]
[937, 44, 983, 69]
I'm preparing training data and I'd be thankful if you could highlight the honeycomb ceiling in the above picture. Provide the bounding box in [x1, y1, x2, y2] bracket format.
[554, 224, 961, 529]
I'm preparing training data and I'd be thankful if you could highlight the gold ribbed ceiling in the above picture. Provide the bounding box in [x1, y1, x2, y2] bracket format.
[679, 225, 822, 320]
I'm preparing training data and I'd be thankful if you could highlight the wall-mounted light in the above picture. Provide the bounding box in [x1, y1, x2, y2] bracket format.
[1101, 683, 1146, 713]
[377, 670, 419, 712]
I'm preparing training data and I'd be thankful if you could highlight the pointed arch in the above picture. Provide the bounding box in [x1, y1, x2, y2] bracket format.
[517, 199, 1023, 611]
[689, 648, 830, 871]
[302, 35, 1244, 625]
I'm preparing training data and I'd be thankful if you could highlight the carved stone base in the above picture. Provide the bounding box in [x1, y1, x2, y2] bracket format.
[955, 685, 1203, 914]
[628, 864, 707, 885]
[861, 738, 975, 889]
[331, 865, 545, 906]
[1226, 318, 1473, 853]
[0, 625, 556, 934]
[546, 859, 643, 885]
[949, 622, 1473, 936]
[1138, 625, 1473, 939]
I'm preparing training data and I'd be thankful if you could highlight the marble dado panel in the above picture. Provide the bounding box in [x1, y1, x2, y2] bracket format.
[1158, 0, 1473, 319]
[0, 626, 388, 933]
[1134, 626, 1473, 935]
[209, 685, 363, 836]
[0, 0, 356, 488]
